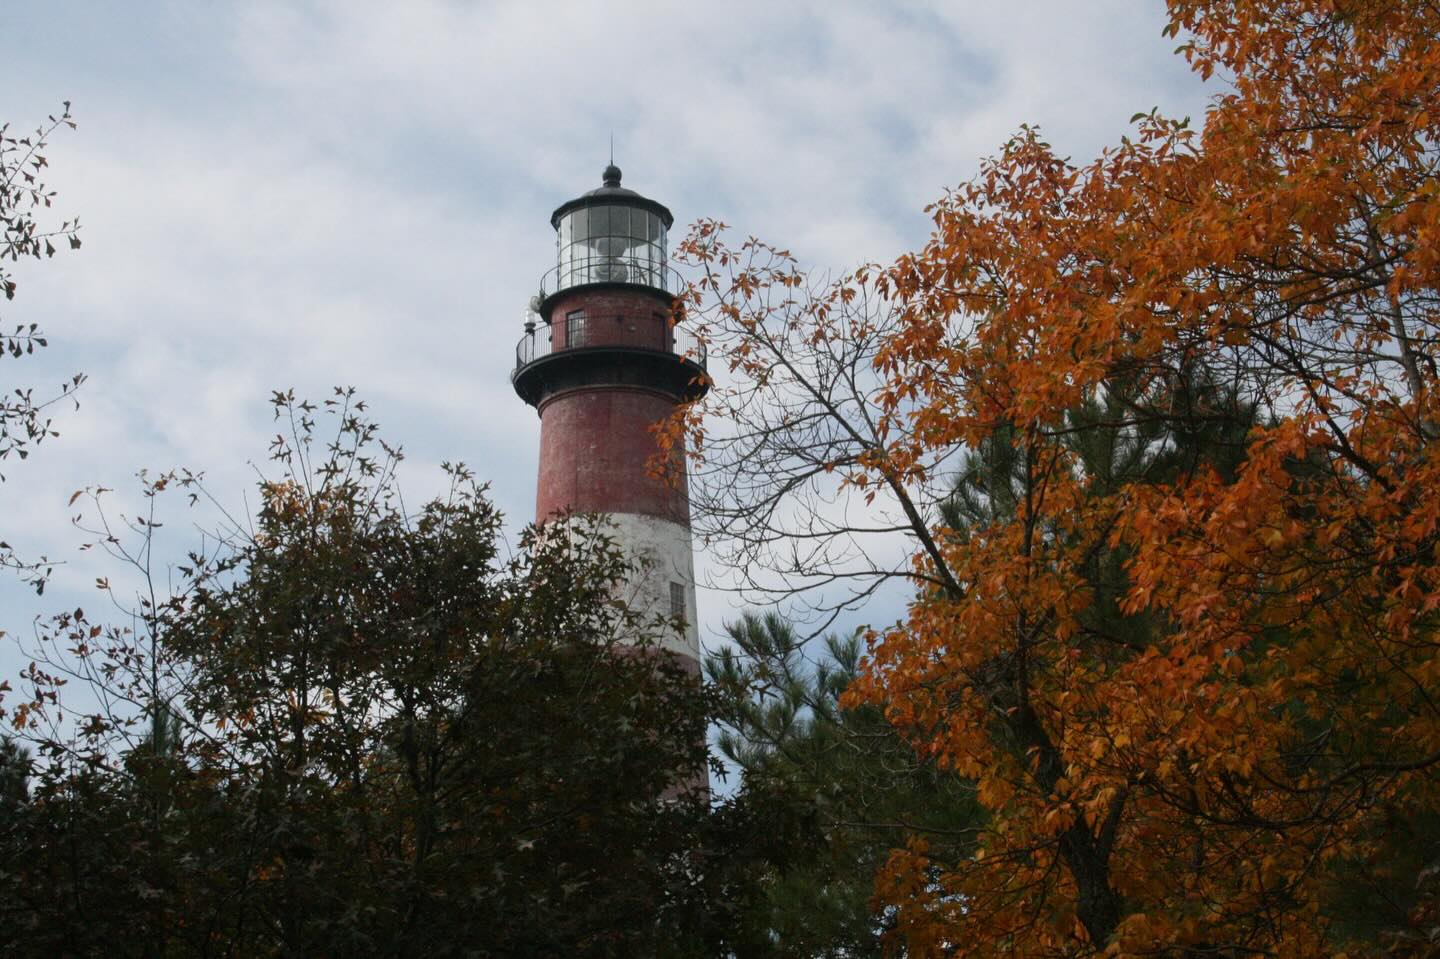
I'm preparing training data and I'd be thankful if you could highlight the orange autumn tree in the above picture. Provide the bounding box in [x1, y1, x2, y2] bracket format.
[667, 1, 1440, 954]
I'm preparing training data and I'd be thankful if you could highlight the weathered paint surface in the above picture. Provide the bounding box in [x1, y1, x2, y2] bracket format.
[536, 385, 689, 522]
[603, 511, 701, 662]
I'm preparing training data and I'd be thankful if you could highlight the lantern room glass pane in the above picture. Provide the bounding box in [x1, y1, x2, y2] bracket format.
[555, 204, 668, 294]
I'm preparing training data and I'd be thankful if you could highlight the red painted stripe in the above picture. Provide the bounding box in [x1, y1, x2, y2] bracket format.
[536, 385, 690, 524]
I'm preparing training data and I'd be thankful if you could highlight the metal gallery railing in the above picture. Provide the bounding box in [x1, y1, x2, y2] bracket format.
[514, 314, 707, 374]
[538, 256, 687, 299]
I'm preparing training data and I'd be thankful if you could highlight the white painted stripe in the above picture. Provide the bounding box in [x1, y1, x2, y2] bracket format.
[605, 512, 700, 661]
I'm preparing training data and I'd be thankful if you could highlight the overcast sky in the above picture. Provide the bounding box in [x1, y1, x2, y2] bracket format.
[1, 1, 1212, 672]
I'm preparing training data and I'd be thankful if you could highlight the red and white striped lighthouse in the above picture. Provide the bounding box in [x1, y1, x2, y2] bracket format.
[512, 163, 708, 676]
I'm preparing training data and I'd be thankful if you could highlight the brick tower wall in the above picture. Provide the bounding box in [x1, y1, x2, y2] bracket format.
[532, 286, 701, 665]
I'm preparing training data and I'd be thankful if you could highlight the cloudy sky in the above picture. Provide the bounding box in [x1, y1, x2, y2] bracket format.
[1, 1, 1211, 668]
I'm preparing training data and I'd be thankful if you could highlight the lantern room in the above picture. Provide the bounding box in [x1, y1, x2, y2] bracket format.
[549, 163, 674, 294]
[512, 163, 707, 409]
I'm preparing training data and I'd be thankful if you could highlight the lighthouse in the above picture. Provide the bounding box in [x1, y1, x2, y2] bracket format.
[512, 163, 708, 677]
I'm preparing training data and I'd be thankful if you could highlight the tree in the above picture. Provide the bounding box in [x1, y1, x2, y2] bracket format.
[668, 1, 1440, 953]
[1, 390, 729, 958]
[0, 736, 31, 808]
[709, 612, 982, 957]
[0, 103, 83, 590]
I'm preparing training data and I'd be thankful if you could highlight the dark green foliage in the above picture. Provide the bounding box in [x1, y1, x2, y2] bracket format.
[0, 736, 29, 807]
[0, 392, 727, 958]
[709, 612, 982, 957]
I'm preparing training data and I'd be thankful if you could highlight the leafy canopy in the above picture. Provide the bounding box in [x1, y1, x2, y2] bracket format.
[2, 390, 732, 959]
[667, 1, 1440, 954]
